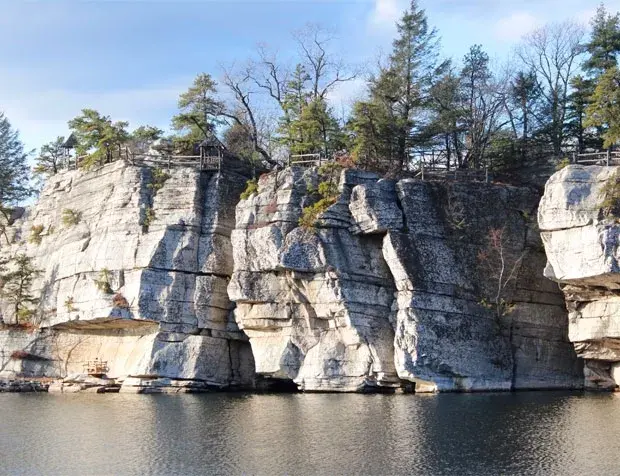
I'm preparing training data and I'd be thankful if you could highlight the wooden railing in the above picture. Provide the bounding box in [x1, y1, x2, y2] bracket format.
[415, 164, 491, 183]
[127, 153, 222, 171]
[68, 146, 223, 172]
[574, 150, 620, 166]
[288, 153, 323, 167]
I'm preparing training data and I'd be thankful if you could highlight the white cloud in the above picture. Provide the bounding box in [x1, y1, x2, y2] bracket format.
[493, 12, 542, 42]
[368, 0, 408, 32]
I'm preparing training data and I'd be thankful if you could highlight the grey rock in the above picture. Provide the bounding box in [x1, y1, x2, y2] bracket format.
[0, 161, 255, 391]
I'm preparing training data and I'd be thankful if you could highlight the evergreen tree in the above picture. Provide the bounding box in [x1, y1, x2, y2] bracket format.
[0, 112, 30, 206]
[172, 73, 223, 146]
[68, 109, 129, 168]
[585, 66, 620, 148]
[349, 0, 439, 172]
[347, 100, 394, 170]
[566, 75, 598, 152]
[382, 0, 438, 170]
[128, 125, 163, 154]
[510, 71, 539, 143]
[34, 136, 65, 176]
[278, 64, 311, 153]
[0, 254, 41, 325]
[584, 4, 620, 78]
[223, 120, 258, 161]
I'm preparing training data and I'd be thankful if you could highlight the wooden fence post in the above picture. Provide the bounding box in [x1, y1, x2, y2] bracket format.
[421, 162, 425, 181]
[607, 149, 611, 166]
[485, 165, 489, 184]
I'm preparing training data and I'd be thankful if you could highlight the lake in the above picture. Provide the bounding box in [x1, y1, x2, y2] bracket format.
[1, 391, 619, 475]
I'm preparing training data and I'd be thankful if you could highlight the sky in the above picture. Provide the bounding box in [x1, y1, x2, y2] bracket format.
[2, 0, 619, 154]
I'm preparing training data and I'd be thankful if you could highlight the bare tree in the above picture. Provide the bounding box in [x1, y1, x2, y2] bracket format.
[517, 22, 585, 156]
[294, 24, 358, 101]
[221, 66, 278, 167]
[250, 44, 290, 110]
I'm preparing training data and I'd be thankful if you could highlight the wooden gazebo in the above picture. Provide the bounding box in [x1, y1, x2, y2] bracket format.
[198, 136, 226, 170]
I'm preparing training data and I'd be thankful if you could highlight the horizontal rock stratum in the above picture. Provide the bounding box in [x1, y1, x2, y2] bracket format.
[0, 160, 255, 392]
[539, 165, 620, 390]
[0, 161, 585, 392]
[229, 166, 583, 392]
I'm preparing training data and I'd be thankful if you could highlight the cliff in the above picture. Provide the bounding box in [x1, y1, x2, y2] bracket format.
[0, 161, 584, 393]
[0, 160, 254, 392]
[229, 167, 583, 392]
[539, 165, 620, 389]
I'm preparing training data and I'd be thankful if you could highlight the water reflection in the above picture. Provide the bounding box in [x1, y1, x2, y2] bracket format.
[1, 392, 620, 475]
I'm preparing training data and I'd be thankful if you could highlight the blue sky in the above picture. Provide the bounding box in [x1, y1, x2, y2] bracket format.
[1, 0, 618, 153]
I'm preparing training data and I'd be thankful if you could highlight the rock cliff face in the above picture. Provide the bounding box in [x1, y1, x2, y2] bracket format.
[229, 167, 583, 392]
[0, 161, 254, 392]
[539, 165, 620, 389]
[0, 161, 584, 393]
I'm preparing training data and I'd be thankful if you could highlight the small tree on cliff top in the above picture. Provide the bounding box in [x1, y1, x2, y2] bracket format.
[34, 136, 65, 176]
[68, 109, 129, 168]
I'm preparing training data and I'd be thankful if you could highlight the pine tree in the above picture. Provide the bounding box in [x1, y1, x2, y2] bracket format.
[0, 254, 41, 325]
[68, 109, 129, 168]
[0, 112, 30, 206]
[223, 120, 258, 162]
[460, 45, 504, 168]
[567, 75, 598, 152]
[585, 66, 620, 148]
[584, 4, 620, 78]
[348, 100, 393, 170]
[383, 0, 438, 170]
[128, 126, 163, 154]
[349, 0, 438, 172]
[34, 136, 65, 176]
[172, 73, 223, 146]
[278, 64, 311, 153]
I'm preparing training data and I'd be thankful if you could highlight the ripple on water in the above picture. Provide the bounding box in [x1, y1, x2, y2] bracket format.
[1, 391, 620, 475]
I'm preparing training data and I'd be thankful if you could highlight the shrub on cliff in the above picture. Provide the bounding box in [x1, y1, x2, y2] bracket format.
[62, 209, 81, 226]
[599, 170, 620, 218]
[29, 225, 44, 245]
[94, 268, 113, 294]
[299, 163, 342, 228]
[147, 167, 171, 193]
[240, 178, 258, 200]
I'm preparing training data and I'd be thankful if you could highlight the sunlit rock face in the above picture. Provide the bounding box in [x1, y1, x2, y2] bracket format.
[539, 165, 620, 389]
[228, 168, 400, 392]
[230, 167, 583, 392]
[0, 160, 254, 391]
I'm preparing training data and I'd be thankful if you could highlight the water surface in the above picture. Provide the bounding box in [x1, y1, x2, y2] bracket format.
[1, 391, 619, 475]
